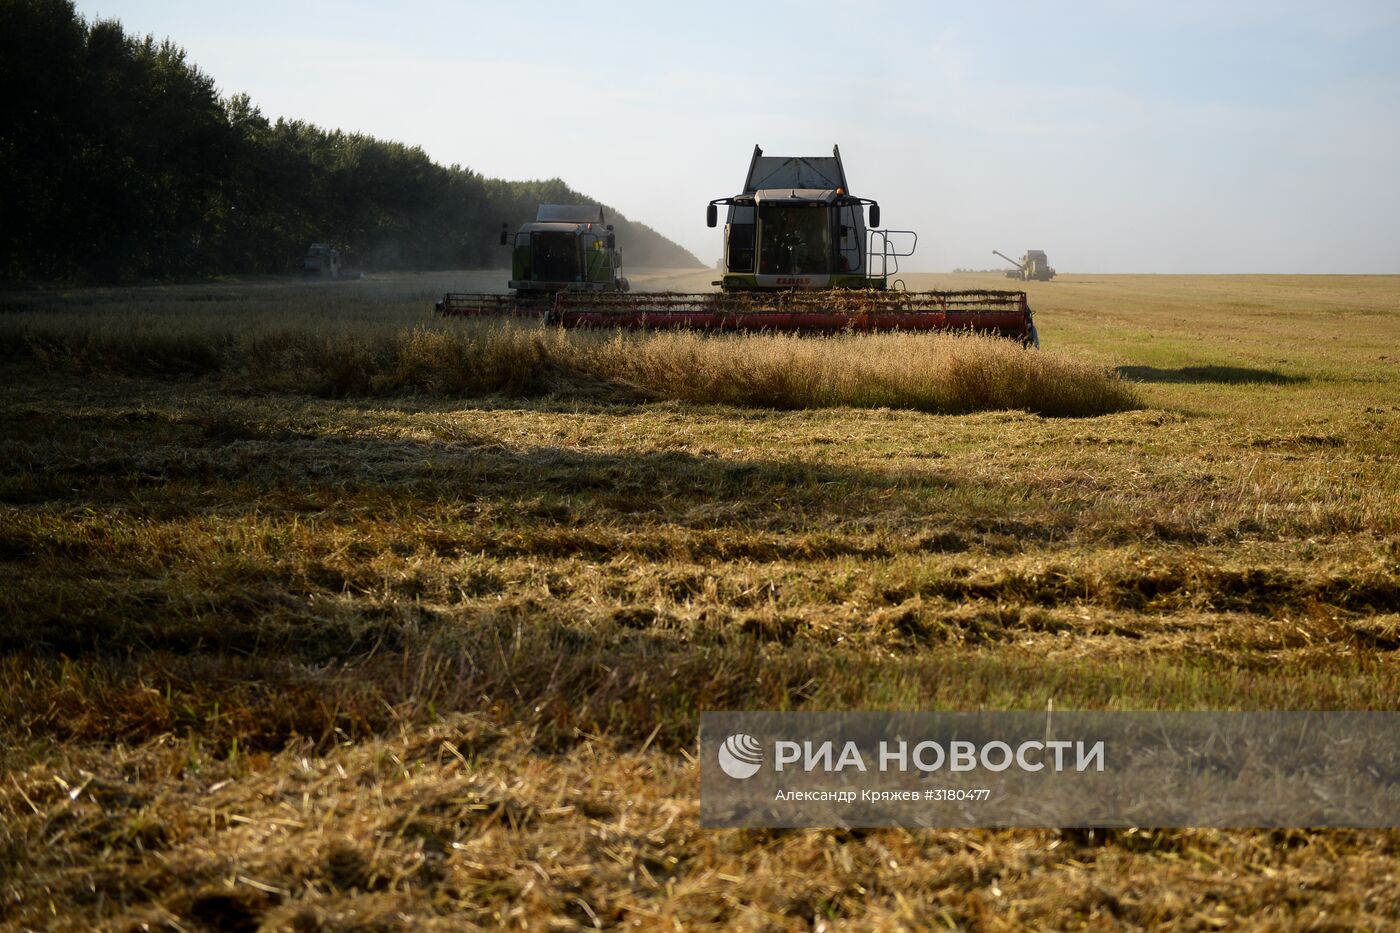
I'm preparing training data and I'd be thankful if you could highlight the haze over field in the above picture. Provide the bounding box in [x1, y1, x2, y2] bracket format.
[73, 0, 1400, 273]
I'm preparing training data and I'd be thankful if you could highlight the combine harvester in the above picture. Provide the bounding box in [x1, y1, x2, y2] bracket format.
[438, 146, 1037, 345]
[994, 249, 1056, 282]
[434, 204, 628, 315]
[503, 203, 629, 296]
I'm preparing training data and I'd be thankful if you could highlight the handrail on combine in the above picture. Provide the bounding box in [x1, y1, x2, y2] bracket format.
[867, 229, 917, 285]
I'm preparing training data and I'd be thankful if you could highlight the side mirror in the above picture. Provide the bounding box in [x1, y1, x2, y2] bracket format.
[606, 233, 616, 250]
[499, 222, 509, 247]
[868, 204, 880, 228]
[606, 224, 614, 231]
[706, 203, 717, 228]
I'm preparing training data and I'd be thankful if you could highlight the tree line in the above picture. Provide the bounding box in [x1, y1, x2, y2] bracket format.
[0, 0, 701, 284]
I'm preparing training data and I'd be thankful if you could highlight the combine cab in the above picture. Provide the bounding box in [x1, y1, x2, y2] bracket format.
[438, 146, 1037, 345]
[708, 145, 893, 291]
[434, 204, 627, 314]
[505, 204, 628, 295]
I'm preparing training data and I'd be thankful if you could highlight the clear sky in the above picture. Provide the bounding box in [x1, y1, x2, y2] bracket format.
[75, 0, 1400, 273]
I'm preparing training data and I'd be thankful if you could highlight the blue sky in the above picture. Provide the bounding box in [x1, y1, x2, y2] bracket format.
[76, 0, 1400, 272]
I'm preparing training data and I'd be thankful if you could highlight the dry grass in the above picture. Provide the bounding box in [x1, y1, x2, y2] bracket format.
[8, 717, 1400, 931]
[1, 308, 1138, 417]
[1, 270, 1398, 929]
[558, 329, 1136, 416]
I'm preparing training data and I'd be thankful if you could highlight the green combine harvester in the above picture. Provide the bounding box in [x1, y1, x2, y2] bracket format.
[504, 203, 628, 296]
[438, 146, 1037, 345]
[434, 204, 627, 314]
[994, 249, 1057, 282]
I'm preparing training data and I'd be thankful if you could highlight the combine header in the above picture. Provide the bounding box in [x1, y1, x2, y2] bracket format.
[437, 146, 1038, 345]
[439, 289, 1032, 336]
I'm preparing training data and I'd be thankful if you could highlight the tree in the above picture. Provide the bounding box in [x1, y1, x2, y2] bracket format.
[0, 0, 702, 284]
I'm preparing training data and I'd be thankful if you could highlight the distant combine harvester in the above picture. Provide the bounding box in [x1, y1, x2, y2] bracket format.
[993, 249, 1056, 282]
[302, 243, 342, 279]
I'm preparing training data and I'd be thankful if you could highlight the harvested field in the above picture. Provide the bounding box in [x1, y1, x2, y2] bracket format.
[2, 269, 1398, 929]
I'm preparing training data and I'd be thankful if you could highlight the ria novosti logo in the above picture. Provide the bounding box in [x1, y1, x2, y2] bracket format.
[717, 733, 764, 779]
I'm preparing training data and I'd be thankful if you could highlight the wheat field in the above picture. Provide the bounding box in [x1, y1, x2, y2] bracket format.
[1, 270, 1398, 930]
